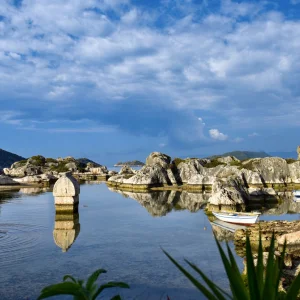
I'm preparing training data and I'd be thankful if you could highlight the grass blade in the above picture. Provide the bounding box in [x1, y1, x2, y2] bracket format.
[63, 275, 77, 283]
[285, 272, 300, 299]
[256, 233, 264, 297]
[92, 282, 129, 300]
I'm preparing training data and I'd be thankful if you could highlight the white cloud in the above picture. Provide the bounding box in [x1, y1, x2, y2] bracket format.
[209, 129, 228, 141]
[233, 137, 244, 143]
[248, 132, 259, 137]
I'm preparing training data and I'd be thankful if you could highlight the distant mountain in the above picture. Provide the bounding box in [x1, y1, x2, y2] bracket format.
[114, 160, 145, 166]
[76, 158, 101, 167]
[209, 151, 270, 161]
[0, 149, 25, 169]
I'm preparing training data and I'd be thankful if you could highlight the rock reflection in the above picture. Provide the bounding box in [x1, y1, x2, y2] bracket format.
[20, 187, 50, 195]
[109, 188, 209, 216]
[53, 213, 80, 252]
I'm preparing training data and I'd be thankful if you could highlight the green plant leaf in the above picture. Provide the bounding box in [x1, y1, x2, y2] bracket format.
[256, 232, 264, 298]
[63, 274, 77, 283]
[92, 282, 130, 300]
[245, 235, 260, 300]
[185, 260, 230, 299]
[214, 238, 249, 300]
[86, 269, 107, 291]
[38, 282, 87, 299]
[163, 250, 219, 299]
[111, 295, 122, 300]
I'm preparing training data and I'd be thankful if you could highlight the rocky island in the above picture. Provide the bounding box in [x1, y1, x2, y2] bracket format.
[114, 160, 145, 166]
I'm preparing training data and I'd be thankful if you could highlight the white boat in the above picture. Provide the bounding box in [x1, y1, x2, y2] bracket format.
[293, 190, 300, 202]
[212, 211, 260, 225]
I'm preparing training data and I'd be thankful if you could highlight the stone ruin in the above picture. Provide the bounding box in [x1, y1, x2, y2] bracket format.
[53, 172, 80, 213]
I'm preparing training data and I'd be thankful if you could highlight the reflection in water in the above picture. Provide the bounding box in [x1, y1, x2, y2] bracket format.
[19, 187, 51, 195]
[53, 213, 80, 252]
[109, 188, 209, 216]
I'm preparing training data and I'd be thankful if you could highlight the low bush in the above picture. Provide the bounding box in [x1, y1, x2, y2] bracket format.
[286, 158, 297, 164]
[204, 159, 225, 168]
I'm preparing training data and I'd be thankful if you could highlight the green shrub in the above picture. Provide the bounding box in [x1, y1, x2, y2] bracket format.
[242, 160, 257, 171]
[46, 158, 57, 163]
[30, 155, 46, 166]
[204, 159, 225, 168]
[172, 158, 185, 167]
[50, 162, 69, 173]
[16, 159, 27, 166]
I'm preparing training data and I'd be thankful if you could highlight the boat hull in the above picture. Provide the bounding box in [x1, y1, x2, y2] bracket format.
[212, 212, 259, 225]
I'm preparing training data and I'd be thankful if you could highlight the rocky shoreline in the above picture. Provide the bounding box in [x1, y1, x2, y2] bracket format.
[1, 150, 300, 209]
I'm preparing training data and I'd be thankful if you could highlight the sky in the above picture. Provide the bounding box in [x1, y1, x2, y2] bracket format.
[0, 0, 300, 165]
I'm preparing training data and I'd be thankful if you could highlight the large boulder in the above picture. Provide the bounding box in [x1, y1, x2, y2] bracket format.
[145, 152, 171, 168]
[216, 156, 240, 164]
[288, 161, 300, 183]
[119, 165, 135, 175]
[124, 165, 171, 186]
[242, 157, 289, 184]
[89, 166, 108, 175]
[277, 231, 300, 246]
[177, 159, 204, 183]
[208, 179, 247, 206]
[14, 174, 57, 184]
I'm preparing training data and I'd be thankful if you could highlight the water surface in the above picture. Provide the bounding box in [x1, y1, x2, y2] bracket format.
[0, 183, 299, 300]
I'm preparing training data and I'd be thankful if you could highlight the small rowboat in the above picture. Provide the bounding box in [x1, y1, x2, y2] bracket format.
[293, 190, 300, 203]
[212, 211, 260, 225]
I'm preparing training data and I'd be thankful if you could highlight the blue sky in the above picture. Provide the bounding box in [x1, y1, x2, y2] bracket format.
[0, 0, 300, 165]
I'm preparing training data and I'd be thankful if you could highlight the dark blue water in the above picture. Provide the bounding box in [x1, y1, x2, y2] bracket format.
[0, 183, 299, 300]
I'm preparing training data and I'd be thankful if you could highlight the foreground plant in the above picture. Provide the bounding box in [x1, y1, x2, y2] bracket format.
[164, 233, 300, 299]
[38, 269, 129, 300]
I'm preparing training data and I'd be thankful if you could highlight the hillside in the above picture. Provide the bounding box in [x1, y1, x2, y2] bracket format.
[76, 158, 101, 167]
[0, 149, 25, 169]
[209, 151, 270, 161]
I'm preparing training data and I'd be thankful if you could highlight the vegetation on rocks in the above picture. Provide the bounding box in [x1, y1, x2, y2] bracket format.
[204, 159, 226, 168]
[286, 158, 297, 164]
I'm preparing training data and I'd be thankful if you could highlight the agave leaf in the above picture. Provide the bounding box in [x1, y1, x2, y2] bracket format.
[214, 238, 249, 300]
[285, 272, 300, 300]
[63, 275, 77, 283]
[256, 233, 264, 297]
[185, 260, 231, 300]
[92, 282, 130, 300]
[110, 295, 122, 300]
[245, 235, 260, 300]
[86, 269, 107, 291]
[163, 250, 218, 300]
[275, 239, 287, 298]
[262, 232, 276, 300]
[38, 282, 87, 299]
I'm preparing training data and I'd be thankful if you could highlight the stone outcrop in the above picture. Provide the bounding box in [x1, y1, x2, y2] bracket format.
[216, 156, 239, 164]
[177, 159, 204, 183]
[119, 165, 135, 175]
[145, 152, 171, 168]
[288, 161, 300, 183]
[13, 174, 57, 184]
[0, 175, 19, 185]
[53, 173, 80, 212]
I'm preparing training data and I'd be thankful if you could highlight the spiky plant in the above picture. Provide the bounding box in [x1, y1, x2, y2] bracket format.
[38, 269, 129, 300]
[164, 233, 300, 299]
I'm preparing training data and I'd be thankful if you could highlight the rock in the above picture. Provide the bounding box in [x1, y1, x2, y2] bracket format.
[119, 165, 134, 175]
[53, 173, 80, 212]
[177, 159, 204, 183]
[217, 156, 240, 164]
[167, 169, 179, 185]
[108, 170, 118, 176]
[298, 146, 300, 160]
[89, 166, 108, 175]
[288, 161, 300, 183]
[0, 175, 19, 185]
[65, 162, 77, 171]
[63, 156, 76, 162]
[187, 174, 215, 185]
[242, 157, 289, 184]
[277, 231, 300, 246]
[208, 179, 247, 206]
[124, 165, 171, 186]
[146, 152, 171, 168]
[14, 174, 57, 184]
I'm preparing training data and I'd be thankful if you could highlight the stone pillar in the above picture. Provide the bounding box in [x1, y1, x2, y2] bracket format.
[53, 213, 80, 252]
[53, 172, 80, 213]
[297, 146, 300, 160]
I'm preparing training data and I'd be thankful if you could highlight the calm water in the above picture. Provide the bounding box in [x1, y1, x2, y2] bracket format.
[0, 183, 299, 300]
